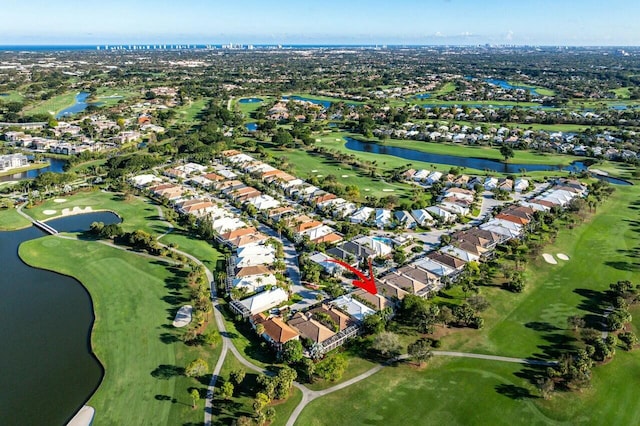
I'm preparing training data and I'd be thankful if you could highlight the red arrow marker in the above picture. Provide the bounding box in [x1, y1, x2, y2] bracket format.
[327, 258, 377, 295]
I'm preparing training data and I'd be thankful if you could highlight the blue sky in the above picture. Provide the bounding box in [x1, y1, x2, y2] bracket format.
[2, 0, 639, 45]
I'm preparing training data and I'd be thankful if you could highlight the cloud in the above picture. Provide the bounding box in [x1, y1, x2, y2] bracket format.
[506, 30, 514, 41]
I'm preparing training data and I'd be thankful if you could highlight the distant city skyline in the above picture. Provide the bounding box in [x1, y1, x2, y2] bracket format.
[2, 0, 640, 46]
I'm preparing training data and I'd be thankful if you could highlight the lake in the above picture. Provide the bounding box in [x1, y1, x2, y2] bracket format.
[485, 78, 540, 95]
[343, 137, 631, 185]
[56, 92, 102, 119]
[0, 211, 121, 426]
[0, 157, 67, 183]
[283, 95, 331, 109]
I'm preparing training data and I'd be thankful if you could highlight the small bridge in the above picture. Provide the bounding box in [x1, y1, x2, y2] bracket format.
[33, 220, 58, 235]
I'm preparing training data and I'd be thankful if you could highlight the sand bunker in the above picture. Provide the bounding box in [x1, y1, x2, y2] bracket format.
[364, 188, 370, 192]
[341, 175, 349, 178]
[542, 253, 557, 265]
[61, 206, 94, 216]
[67, 405, 95, 426]
[53, 198, 67, 203]
[173, 305, 193, 328]
[316, 174, 323, 177]
[311, 169, 318, 172]
[43, 210, 57, 215]
[335, 138, 341, 141]
[557, 253, 570, 261]
[382, 189, 395, 192]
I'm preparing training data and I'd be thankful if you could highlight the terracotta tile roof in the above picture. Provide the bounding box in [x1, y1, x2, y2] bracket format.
[495, 213, 529, 225]
[220, 227, 257, 241]
[312, 233, 343, 244]
[253, 314, 300, 344]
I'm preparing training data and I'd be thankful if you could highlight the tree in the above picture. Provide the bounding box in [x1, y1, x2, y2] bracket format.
[408, 338, 433, 366]
[300, 357, 316, 383]
[619, 332, 638, 350]
[362, 312, 386, 334]
[190, 389, 200, 408]
[220, 381, 234, 400]
[372, 332, 403, 359]
[567, 315, 586, 331]
[184, 358, 209, 378]
[253, 392, 271, 416]
[281, 339, 304, 364]
[274, 366, 297, 400]
[203, 330, 220, 347]
[230, 368, 246, 385]
[500, 145, 514, 162]
[315, 354, 348, 381]
[607, 308, 632, 331]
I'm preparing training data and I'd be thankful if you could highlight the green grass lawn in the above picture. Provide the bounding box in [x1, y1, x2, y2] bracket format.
[432, 82, 457, 97]
[296, 357, 555, 426]
[24, 190, 168, 236]
[19, 237, 222, 425]
[0, 90, 25, 103]
[235, 96, 274, 116]
[296, 183, 640, 424]
[94, 87, 140, 107]
[610, 87, 632, 99]
[508, 81, 557, 97]
[0, 207, 32, 230]
[212, 352, 302, 426]
[23, 91, 79, 116]
[67, 159, 107, 174]
[175, 98, 209, 125]
[161, 228, 225, 272]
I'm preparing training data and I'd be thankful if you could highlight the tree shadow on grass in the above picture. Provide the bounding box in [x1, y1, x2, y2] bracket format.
[160, 332, 180, 344]
[495, 383, 538, 400]
[151, 364, 185, 379]
[524, 322, 560, 332]
[604, 261, 640, 272]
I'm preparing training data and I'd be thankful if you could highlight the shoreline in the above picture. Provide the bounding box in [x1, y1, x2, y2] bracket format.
[17, 238, 105, 426]
[0, 162, 49, 178]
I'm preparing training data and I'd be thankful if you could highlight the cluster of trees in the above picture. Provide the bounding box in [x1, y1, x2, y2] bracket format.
[105, 154, 163, 179]
[545, 280, 639, 396]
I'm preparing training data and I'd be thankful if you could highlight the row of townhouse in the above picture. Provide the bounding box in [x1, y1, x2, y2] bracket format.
[406, 168, 530, 193]
[218, 150, 345, 243]
[133, 173, 290, 320]
[308, 178, 588, 314]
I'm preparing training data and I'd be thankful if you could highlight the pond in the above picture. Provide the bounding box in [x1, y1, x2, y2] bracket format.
[343, 137, 631, 185]
[0, 211, 121, 425]
[238, 97, 263, 104]
[0, 157, 67, 183]
[56, 92, 102, 119]
[245, 122, 258, 131]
